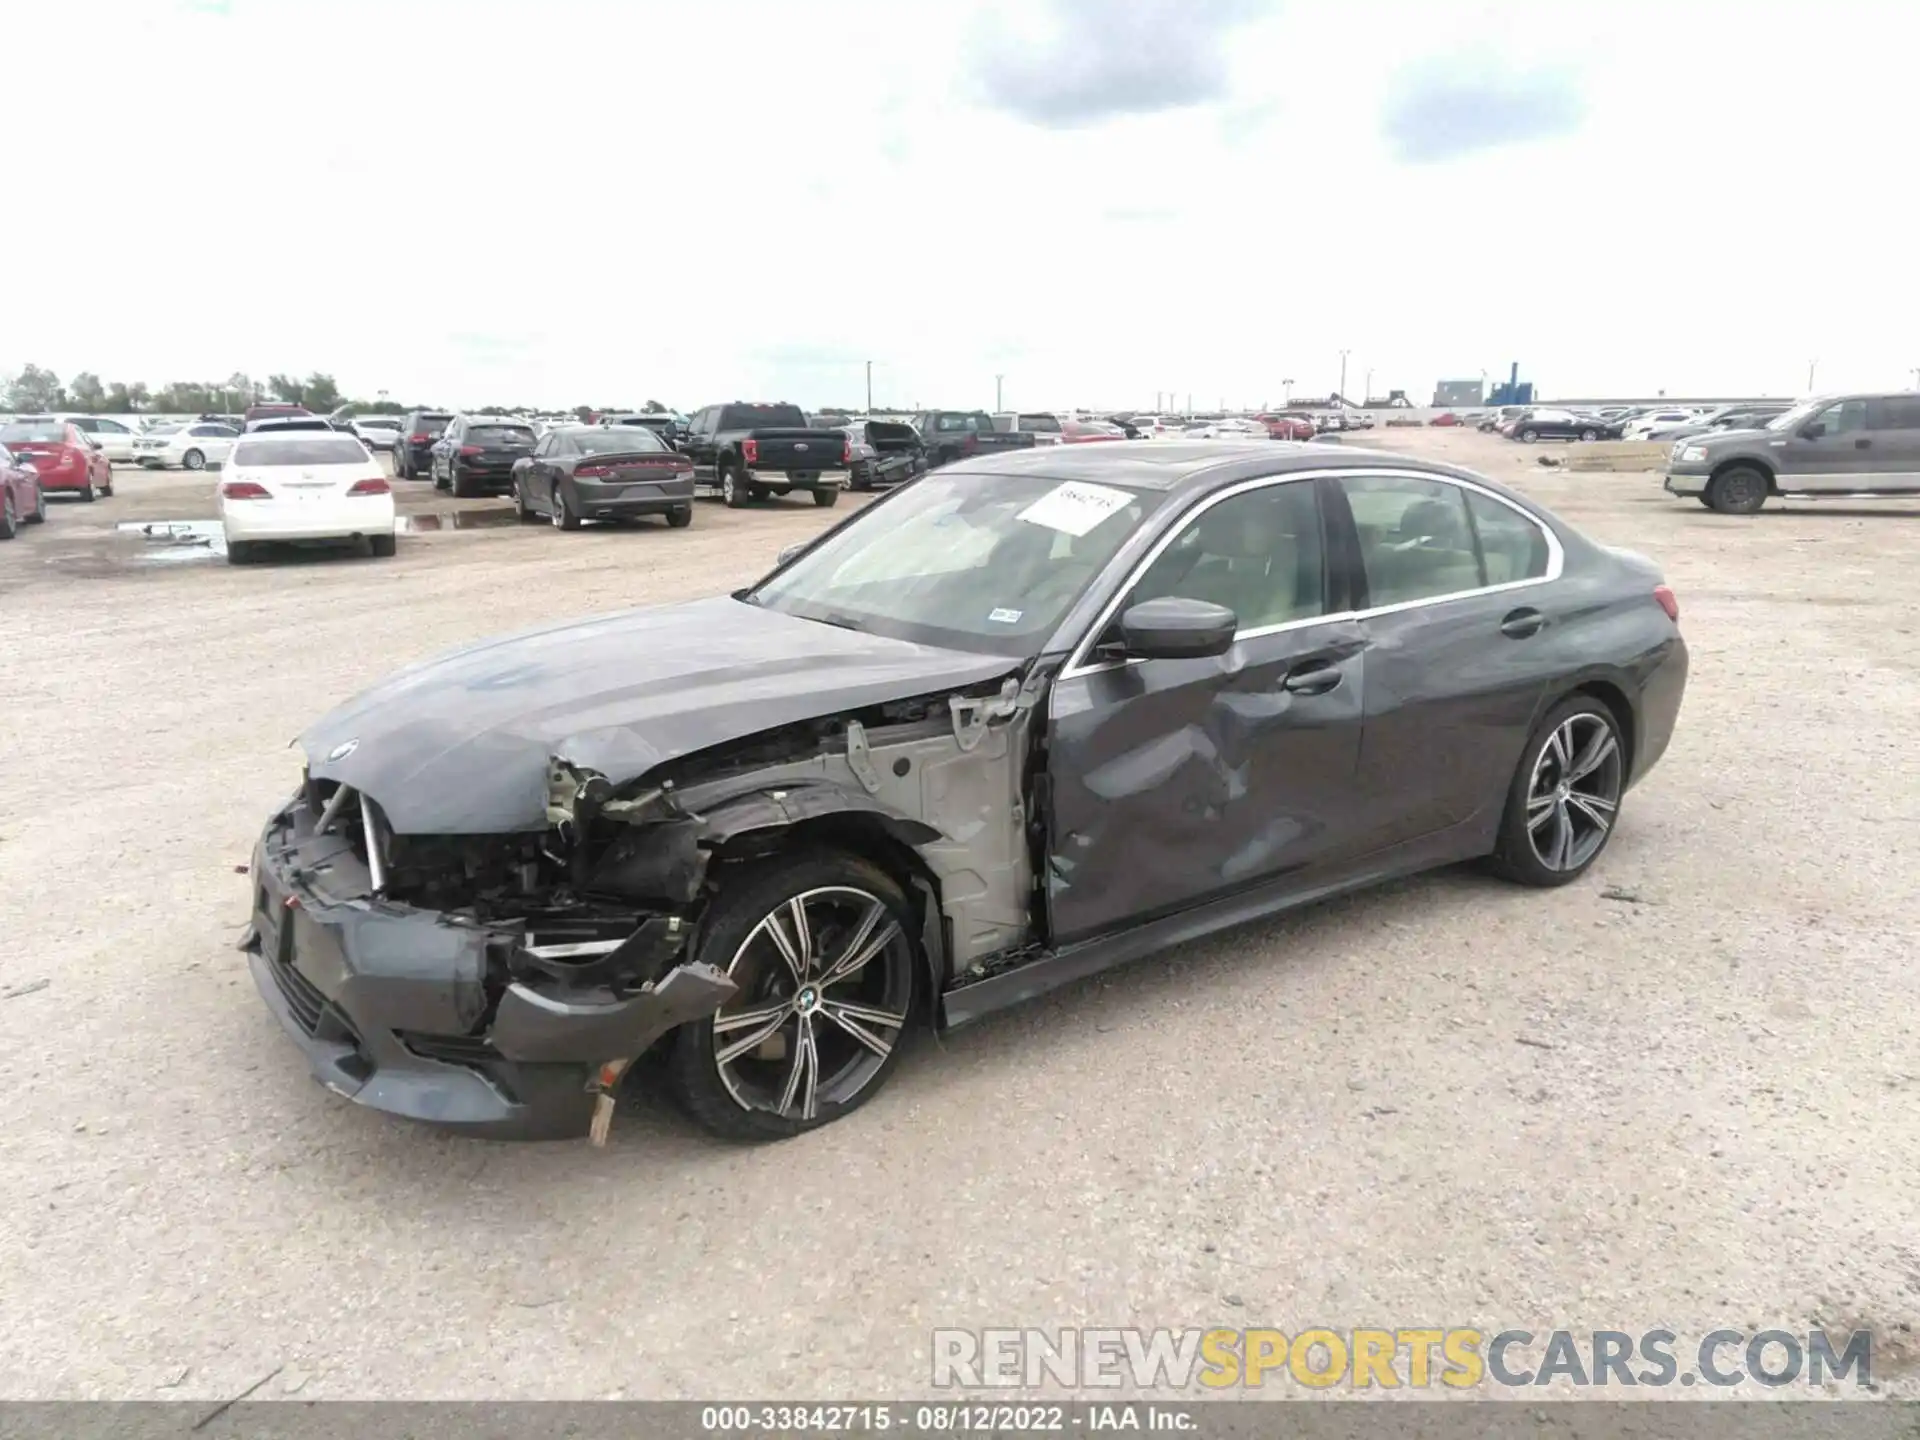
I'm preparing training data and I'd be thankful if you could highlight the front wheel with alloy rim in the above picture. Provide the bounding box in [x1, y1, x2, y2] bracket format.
[183, 449, 205, 471]
[670, 852, 918, 1140]
[1486, 697, 1626, 887]
[1579, 428, 1598, 441]
[1705, 464, 1769, 515]
[720, 461, 749, 508]
[1519, 428, 1539, 443]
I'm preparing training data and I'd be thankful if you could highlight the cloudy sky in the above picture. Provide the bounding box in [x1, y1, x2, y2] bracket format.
[7, 0, 1914, 410]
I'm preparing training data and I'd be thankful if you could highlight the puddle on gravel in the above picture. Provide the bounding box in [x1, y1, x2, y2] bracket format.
[109, 509, 517, 565]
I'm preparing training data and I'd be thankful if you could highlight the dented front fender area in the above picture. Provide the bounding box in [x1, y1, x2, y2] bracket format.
[1042, 624, 1369, 944]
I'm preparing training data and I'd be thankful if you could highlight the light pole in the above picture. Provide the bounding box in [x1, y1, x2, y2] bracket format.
[995, 374, 1004, 411]
[865, 361, 872, 413]
[1363, 368, 1373, 404]
[1338, 350, 1350, 402]
[1282, 377, 1294, 402]
[1807, 359, 1817, 392]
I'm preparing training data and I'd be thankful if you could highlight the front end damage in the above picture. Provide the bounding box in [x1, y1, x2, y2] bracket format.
[244, 675, 1036, 1142]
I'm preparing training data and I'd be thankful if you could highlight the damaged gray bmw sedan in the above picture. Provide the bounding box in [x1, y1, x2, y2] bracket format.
[244, 443, 1688, 1143]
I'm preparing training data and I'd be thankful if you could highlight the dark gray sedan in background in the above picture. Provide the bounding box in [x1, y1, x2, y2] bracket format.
[510, 424, 695, 530]
[244, 443, 1688, 1143]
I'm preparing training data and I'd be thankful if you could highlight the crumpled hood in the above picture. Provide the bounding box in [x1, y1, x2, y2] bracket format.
[300, 595, 1018, 833]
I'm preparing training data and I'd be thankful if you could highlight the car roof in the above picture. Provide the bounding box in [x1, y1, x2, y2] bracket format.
[464, 414, 531, 424]
[235, 428, 361, 444]
[941, 440, 1502, 494]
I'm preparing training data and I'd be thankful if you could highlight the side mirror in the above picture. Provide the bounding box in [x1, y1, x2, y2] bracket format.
[88, 439, 104, 451]
[1800, 423, 1826, 440]
[1115, 597, 1237, 661]
[777, 542, 807, 566]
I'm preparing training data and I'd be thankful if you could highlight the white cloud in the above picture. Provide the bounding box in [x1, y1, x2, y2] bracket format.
[5, 0, 1915, 409]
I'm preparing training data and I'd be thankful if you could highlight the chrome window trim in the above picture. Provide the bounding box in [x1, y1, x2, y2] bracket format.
[1058, 466, 1564, 681]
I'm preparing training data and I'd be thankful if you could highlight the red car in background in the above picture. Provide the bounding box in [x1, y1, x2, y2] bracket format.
[1061, 418, 1125, 443]
[1256, 413, 1315, 440]
[1429, 412, 1463, 427]
[0, 419, 114, 501]
[0, 442, 47, 538]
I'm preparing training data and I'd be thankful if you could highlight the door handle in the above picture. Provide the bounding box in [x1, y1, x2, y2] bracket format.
[1500, 607, 1547, 639]
[1281, 661, 1342, 696]
[1854, 438, 1871, 449]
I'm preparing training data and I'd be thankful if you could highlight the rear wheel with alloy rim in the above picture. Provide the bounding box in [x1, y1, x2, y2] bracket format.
[670, 853, 918, 1140]
[0, 490, 17, 540]
[1579, 428, 1598, 441]
[1705, 465, 1768, 515]
[720, 461, 749, 508]
[1487, 697, 1625, 887]
[1519, 428, 1539, 443]
[551, 481, 580, 530]
[183, 449, 205, 471]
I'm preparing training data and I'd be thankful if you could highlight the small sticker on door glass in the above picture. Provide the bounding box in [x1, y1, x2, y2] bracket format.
[1016, 481, 1133, 537]
[988, 607, 1023, 624]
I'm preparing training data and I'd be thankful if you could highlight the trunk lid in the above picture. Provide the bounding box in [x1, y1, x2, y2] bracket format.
[745, 428, 846, 470]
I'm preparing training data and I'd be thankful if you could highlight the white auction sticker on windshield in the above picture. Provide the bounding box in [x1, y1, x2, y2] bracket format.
[988, 607, 1023, 624]
[1016, 482, 1133, 537]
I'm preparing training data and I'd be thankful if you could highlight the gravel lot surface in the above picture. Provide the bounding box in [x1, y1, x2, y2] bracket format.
[1, 434, 1915, 1402]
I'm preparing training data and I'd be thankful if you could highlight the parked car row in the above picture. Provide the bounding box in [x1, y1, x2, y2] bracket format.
[0, 419, 116, 537]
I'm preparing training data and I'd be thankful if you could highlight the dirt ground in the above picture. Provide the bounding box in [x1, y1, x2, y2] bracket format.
[1, 433, 1916, 1402]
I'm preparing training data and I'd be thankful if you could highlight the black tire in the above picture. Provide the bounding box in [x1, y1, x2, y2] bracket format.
[394, 451, 411, 480]
[369, 534, 397, 558]
[811, 487, 840, 508]
[551, 481, 580, 530]
[849, 462, 870, 492]
[720, 460, 750, 508]
[0, 490, 16, 540]
[1519, 428, 1538, 443]
[1485, 695, 1626, 888]
[226, 539, 256, 566]
[668, 850, 920, 1141]
[1696, 496, 1715, 509]
[28, 487, 46, 523]
[749, 484, 772, 502]
[1579, 428, 1598, 442]
[1705, 464, 1769, 515]
[514, 476, 538, 522]
[79, 478, 96, 502]
[665, 504, 693, 529]
[450, 461, 479, 498]
[183, 449, 205, 471]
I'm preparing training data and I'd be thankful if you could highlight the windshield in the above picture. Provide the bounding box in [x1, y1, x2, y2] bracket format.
[0, 422, 67, 443]
[749, 472, 1164, 654]
[1767, 399, 1826, 432]
[233, 438, 369, 466]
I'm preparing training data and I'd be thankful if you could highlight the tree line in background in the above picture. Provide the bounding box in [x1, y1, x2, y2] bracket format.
[1, 363, 676, 422]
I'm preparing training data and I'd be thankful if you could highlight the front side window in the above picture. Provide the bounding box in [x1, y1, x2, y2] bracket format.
[1812, 399, 1867, 437]
[1342, 475, 1484, 608]
[1127, 481, 1326, 632]
[750, 472, 1163, 654]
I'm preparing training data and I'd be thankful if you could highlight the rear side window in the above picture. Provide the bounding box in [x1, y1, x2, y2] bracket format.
[719, 404, 808, 429]
[233, 438, 369, 465]
[1466, 491, 1551, 585]
[1342, 475, 1484, 608]
[1871, 397, 1920, 429]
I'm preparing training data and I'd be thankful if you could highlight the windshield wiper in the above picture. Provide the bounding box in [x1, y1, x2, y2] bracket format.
[813, 611, 866, 633]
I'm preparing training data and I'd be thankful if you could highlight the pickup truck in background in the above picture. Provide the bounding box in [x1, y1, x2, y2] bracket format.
[679, 402, 852, 508]
[992, 411, 1066, 446]
[912, 410, 1039, 468]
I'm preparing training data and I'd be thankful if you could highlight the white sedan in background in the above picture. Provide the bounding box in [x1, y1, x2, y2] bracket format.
[131, 420, 241, 470]
[1180, 417, 1270, 440]
[217, 432, 396, 565]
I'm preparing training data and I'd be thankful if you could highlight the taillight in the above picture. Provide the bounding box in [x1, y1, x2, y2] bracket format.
[459, 445, 482, 456]
[576, 463, 610, 478]
[348, 478, 390, 496]
[841, 438, 852, 465]
[222, 480, 270, 499]
[742, 438, 759, 465]
[1653, 584, 1679, 622]
[54, 449, 78, 470]
[409, 433, 430, 444]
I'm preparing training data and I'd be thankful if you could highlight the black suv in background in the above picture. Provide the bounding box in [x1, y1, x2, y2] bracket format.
[430, 414, 538, 496]
[394, 410, 454, 479]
